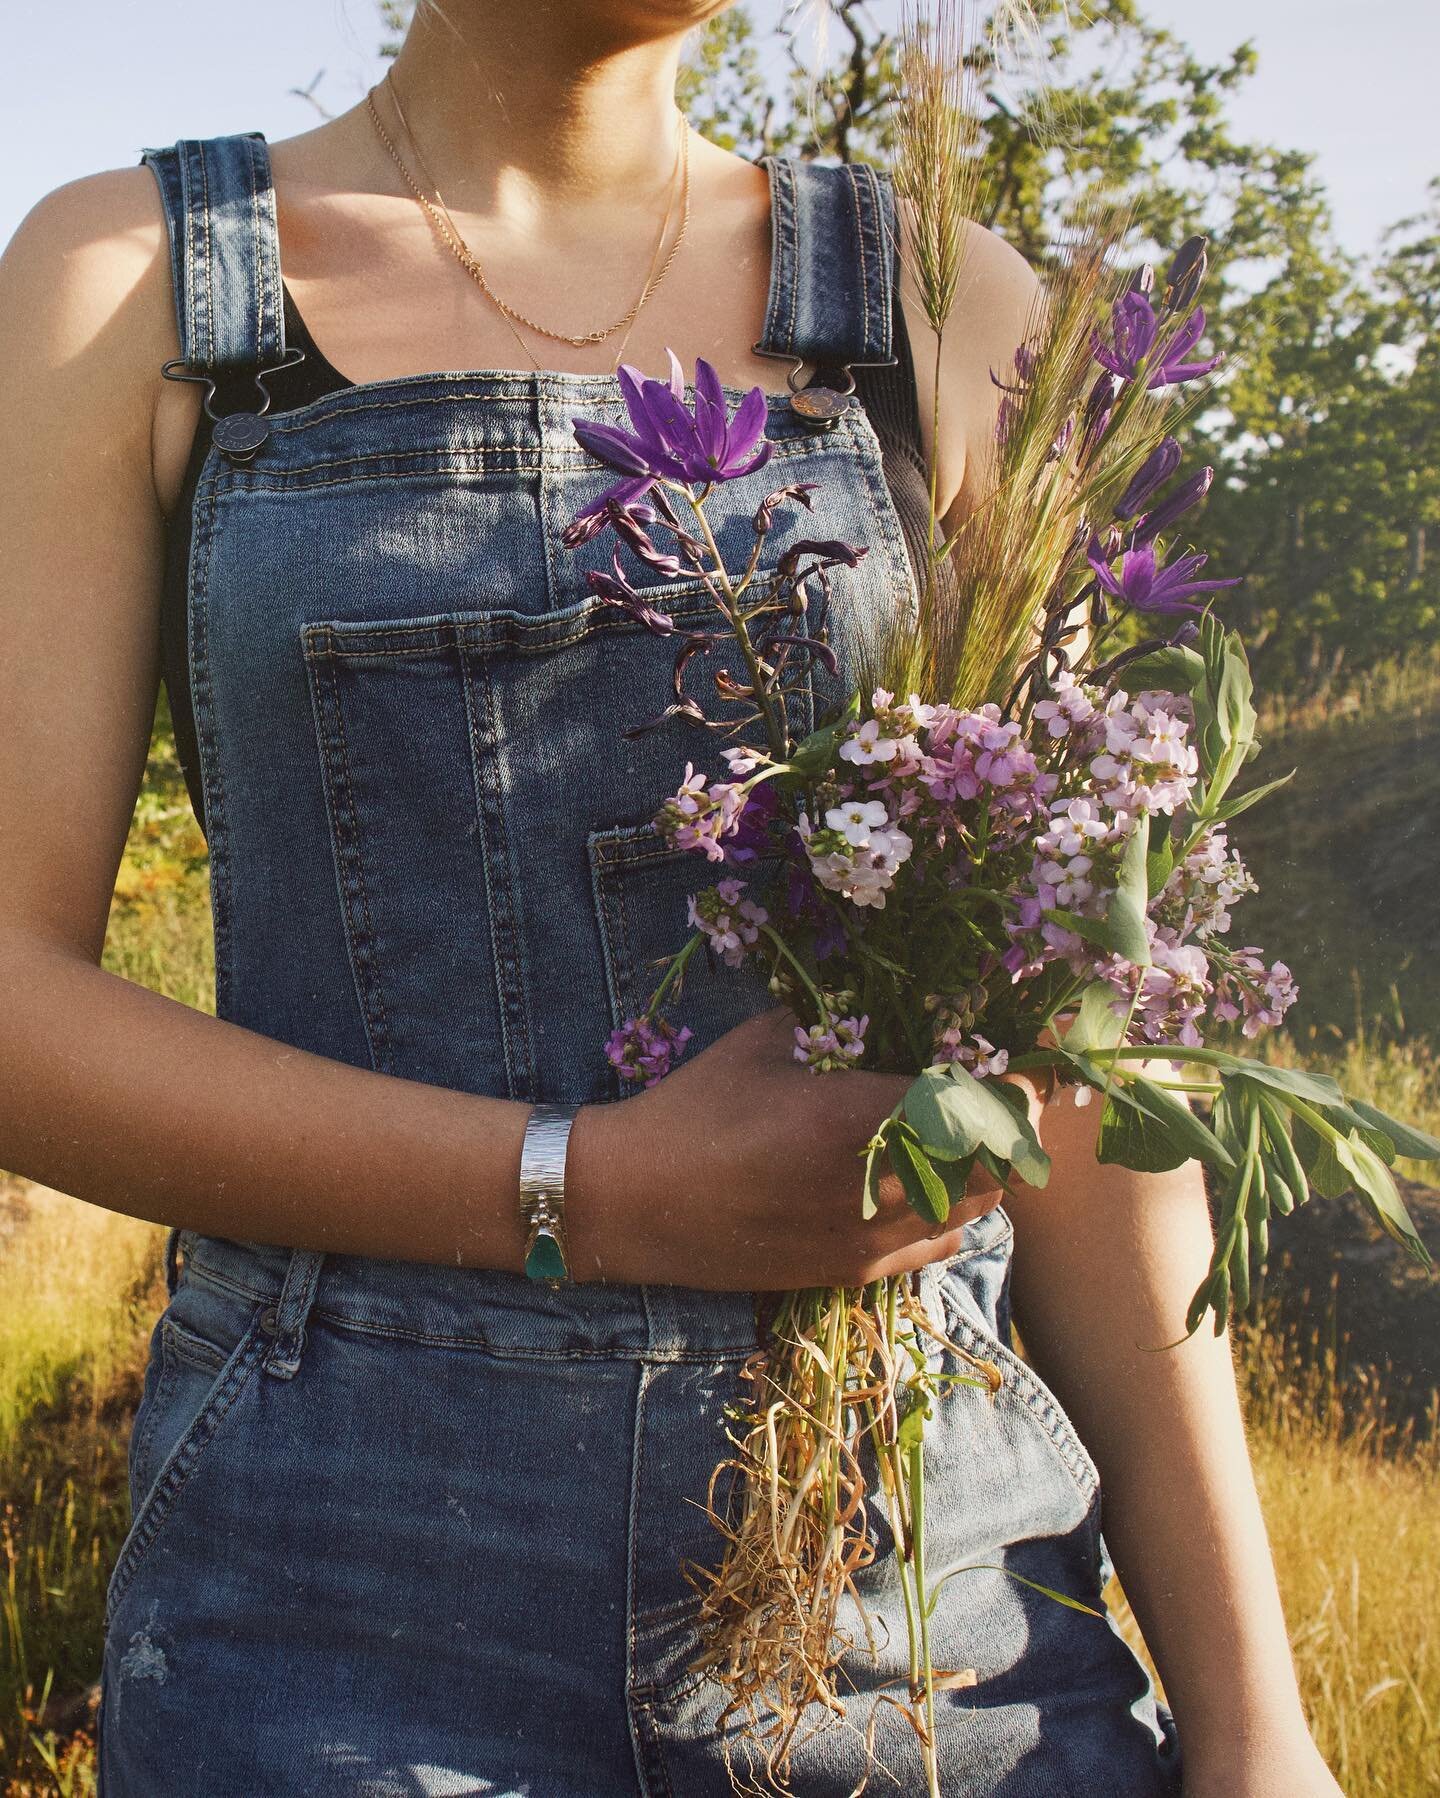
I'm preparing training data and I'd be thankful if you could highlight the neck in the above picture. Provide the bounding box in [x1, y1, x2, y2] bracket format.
[384, 2, 691, 216]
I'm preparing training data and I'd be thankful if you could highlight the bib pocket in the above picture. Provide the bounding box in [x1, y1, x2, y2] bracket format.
[588, 823, 790, 1098]
[299, 581, 814, 1102]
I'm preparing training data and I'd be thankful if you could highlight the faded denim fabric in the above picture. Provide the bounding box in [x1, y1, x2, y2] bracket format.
[98, 132, 1183, 1796]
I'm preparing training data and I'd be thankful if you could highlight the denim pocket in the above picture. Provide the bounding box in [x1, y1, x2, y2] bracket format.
[588, 823, 788, 1097]
[935, 1220, 1103, 1512]
[106, 1273, 271, 1627]
[299, 585, 808, 1101]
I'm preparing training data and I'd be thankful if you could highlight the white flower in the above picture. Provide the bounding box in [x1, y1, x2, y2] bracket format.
[826, 798, 891, 846]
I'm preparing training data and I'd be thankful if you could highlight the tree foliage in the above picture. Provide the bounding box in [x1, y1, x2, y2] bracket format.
[680, 2, 1437, 697]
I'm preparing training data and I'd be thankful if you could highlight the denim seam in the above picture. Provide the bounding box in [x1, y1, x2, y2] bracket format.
[212, 434, 825, 487]
[299, 596, 716, 657]
[461, 639, 538, 1100]
[940, 1303, 1101, 1506]
[859, 163, 895, 361]
[625, 1360, 671, 1797]
[173, 1264, 760, 1360]
[844, 165, 873, 358]
[303, 648, 395, 1072]
[758, 156, 798, 358]
[261, 381, 806, 437]
[106, 1317, 270, 1624]
[189, 471, 235, 1019]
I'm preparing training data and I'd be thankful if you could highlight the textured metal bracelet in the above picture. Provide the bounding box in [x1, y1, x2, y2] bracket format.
[518, 1102, 581, 1285]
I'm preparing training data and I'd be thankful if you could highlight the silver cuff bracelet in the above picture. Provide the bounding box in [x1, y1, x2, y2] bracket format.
[518, 1102, 581, 1285]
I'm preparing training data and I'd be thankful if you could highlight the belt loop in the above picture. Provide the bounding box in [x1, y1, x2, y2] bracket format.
[260, 1247, 326, 1381]
[163, 1225, 184, 1299]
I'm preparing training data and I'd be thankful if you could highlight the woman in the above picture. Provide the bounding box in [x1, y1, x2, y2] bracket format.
[0, 1, 1341, 1793]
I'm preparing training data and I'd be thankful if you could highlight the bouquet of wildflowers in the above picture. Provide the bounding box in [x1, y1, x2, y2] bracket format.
[562, 12, 1437, 1793]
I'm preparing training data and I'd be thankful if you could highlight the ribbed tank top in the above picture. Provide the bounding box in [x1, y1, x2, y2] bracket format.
[158, 282, 934, 841]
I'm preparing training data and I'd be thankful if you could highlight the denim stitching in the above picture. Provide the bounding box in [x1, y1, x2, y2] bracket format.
[939, 1301, 1101, 1506]
[106, 1319, 270, 1624]
[844, 165, 872, 358]
[261, 377, 802, 437]
[188, 472, 234, 1018]
[302, 647, 394, 1072]
[212, 433, 823, 487]
[460, 640, 537, 1100]
[857, 163, 894, 362]
[625, 1360, 664, 1795]
[298, 588, 717, 658]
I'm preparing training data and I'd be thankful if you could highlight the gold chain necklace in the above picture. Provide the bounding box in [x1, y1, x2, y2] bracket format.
[365, 71, 690, 363]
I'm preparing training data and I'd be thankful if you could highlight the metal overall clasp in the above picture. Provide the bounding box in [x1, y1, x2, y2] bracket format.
[750, 345, 897, 433]
[160, 346, 307, 463]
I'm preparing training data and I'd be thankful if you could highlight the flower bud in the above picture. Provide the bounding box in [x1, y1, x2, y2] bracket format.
[1164, 236, 1209, 316]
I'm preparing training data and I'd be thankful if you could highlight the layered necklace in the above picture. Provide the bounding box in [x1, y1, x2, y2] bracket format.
[364, 68, 692, 373]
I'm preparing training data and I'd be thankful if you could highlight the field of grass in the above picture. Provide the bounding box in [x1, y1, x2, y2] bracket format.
[1, 686, 1437, 1794]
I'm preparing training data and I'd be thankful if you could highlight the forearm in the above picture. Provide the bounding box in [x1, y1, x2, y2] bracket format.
[1002, 1088, 1312, 1769]
[0, 930, 595, 1271]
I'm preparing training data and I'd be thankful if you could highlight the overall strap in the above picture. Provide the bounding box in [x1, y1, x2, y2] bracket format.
[139, 132, 301, 457]
[755, 155, 898, 378]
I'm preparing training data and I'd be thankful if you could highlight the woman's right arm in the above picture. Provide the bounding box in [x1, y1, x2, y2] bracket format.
[0, 168, 1029, 1290]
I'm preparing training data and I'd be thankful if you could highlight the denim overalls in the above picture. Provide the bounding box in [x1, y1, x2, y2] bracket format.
[97, 132, 1183, 1797]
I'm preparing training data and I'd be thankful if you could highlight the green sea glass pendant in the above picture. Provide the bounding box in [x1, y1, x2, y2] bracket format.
[524, 1224, 568, 1284]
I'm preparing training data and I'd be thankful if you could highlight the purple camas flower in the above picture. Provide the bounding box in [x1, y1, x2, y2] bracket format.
[1114, 437, 1182, 520]
[1091, 292, 1223, 389]
[1131, 466, 1215, 544]
[570, 351, 774, 521]
[605, 1013, 694, 1086]
[1086, 535, 1242, 615]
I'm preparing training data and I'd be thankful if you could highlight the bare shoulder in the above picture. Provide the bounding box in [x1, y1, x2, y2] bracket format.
[895, 207, 1044, 527]
[0, 163, 179, 425]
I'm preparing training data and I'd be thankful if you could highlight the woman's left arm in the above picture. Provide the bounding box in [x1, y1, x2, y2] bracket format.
[1004, 1084, 1342, 1797]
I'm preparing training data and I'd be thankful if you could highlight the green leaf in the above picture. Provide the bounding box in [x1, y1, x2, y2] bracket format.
[1347, 1099, 1440, 1162]
[1216, 636, 1256, 748]
[1257, 1093, 1309, 1210]
[1330, 1130, 1434, 1267]
[896, 1389, 932, 1452]
[1115, 644, 1206, 693]
[1096, 1074, 1236, 1173]
[1291, 1110, 1351, 1200]
[786, 692, 861, 775]
[1061, 981, 1128, 1054]
[1107, 824, 1154, 968]
[1209, 770, 1296, 823]
[1146, 811, 1176, 895]
[925, 1562, 1104, 1620]
[889, 1128, 951, 1226]
[860, 1121, 891, 1221]
[902, 1064, 1051, 1188]
[1220, 1059, 1347, 1108]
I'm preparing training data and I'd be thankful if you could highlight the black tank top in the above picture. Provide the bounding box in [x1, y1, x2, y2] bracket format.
[159, 282, 934, 841]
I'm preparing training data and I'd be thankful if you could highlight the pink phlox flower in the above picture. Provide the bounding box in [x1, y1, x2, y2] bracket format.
[1033, 670, 1098, 738]
[794, 1013, 869, 1072]
[1213, 948, 1298, 1037]
[686, 878, 768, 969]
[605, 1013, 694, 1086]
[655, 763, 748, 862]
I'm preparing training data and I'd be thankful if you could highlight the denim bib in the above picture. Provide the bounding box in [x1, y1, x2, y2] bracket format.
[97, 132, 1183, 1797]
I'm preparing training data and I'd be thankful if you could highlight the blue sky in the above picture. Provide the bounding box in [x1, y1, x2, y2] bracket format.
[4, 1, 1435, 259]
